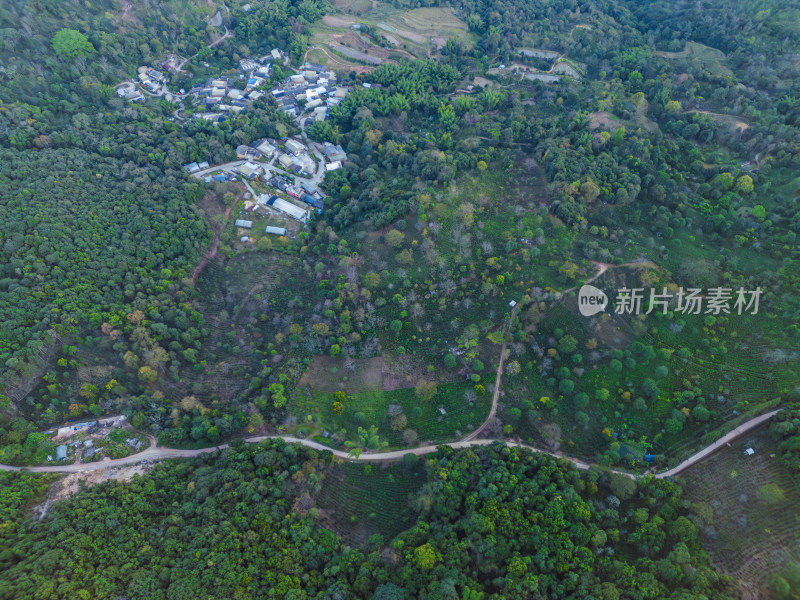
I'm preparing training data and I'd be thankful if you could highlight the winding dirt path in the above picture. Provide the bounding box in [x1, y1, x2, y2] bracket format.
[207, 26, 231, 49]
[191, 201, 234, 288]
[655, 410, 780, 478]
[562, 258, 663, 294]
[463, 304, 518, 441]
[0, 410, 780, 480]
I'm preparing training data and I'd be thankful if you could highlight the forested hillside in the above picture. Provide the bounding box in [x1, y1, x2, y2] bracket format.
[0, 0, 799, 592]
[0, 442, 737, 599]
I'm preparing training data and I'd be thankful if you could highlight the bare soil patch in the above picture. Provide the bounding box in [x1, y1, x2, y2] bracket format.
[299, 356, 384, 393]
[322, 15, 357, 27]
[33, 462, 155, 519]
[686, 110, 751, 133]
[299, 353, 446, 394]
[593, 318, 633, 349]
[588, 111, 622, 130]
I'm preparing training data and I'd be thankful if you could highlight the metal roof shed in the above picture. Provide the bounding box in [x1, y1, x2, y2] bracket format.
[269, 198, 308, 222]
[56, 445, 68, 460]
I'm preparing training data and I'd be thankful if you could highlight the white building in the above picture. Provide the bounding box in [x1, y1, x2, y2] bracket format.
[271, 197, 308, 222]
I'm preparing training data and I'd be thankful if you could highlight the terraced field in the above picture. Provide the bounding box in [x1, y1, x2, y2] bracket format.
[680, 426, 800, 599]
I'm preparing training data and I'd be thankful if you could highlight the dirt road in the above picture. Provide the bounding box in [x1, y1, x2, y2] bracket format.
[207, 26, 231, 49]
[562, 258, 662, 295]
[463, 304, 518, 441]
[0, 411, 780, 481]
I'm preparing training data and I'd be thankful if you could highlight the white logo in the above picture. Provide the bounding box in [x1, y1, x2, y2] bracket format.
[578, 284, 608, 316]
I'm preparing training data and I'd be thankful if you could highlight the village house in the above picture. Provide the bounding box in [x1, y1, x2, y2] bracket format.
[322, 142, 347, 163]
[256, 140, 277, 157]
[278, 153, 294, 169]
[236, 145, 260, 160]
[237, 162, 261, 178]
[285, 139, 306, 155]
[269, 176, 288, 190]
[147, 68, 165, 82]
[239, 58, 259, 72]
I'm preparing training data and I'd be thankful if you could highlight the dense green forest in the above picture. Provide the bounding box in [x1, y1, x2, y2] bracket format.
[0, 442, 738, 599]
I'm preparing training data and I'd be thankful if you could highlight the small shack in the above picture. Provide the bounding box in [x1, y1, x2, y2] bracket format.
[56, 445, 68, 461]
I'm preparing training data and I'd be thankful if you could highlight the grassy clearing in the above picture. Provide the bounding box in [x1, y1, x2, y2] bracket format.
[330, 0, 373, 15]
[293, 380, 491, 447]
[680, 425, 800, 597]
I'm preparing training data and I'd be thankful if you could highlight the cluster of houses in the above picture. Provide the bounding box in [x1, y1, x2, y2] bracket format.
[252, 175, 327, 224]
[137, 66, 167, 94]
[174, 50, 355, 229]
[271, 62, 349, 123]
[49, 416, 130, 462]
[183, 54, 350, 125]
[232, 136, 346, 179]
[120, 47, 352, 132]
[238, 136, 316, 176]
[118, 65, 182, 102]
[226, 171, 328, 228]
[188, 70, 270, 122]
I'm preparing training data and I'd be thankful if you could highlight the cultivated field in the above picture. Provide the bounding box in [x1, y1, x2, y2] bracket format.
[657, 41, 733, 77]
[680, 425, 800, 599]
[313, 2, 473, 63]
